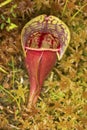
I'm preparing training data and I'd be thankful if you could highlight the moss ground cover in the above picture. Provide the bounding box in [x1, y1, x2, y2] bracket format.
[0, 0, 87, 129]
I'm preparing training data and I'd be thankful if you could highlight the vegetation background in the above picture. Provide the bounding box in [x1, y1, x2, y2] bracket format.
[0, 0, 87, 129]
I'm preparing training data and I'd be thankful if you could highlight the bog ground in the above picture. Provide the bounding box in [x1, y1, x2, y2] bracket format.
[0, 0, 87, 130]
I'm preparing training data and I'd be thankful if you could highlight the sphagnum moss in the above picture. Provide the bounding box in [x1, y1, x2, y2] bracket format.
[0, 0, 87, 130]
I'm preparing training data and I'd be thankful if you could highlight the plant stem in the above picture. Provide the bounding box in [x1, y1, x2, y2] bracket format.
[11, 56, 15, 89]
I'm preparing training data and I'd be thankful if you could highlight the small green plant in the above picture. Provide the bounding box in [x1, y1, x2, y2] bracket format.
[0, 15, 18, 31]
[0, 1, 17, 31]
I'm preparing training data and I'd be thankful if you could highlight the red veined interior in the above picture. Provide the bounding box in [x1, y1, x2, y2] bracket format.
[25, 32, 60, 51]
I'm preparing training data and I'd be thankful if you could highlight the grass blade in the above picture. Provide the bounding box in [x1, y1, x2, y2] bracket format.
[0, 0, 12, 8]
[70, 3, 87, 21]
[0, 67, 8, 74]
[62, 0, 69, 16]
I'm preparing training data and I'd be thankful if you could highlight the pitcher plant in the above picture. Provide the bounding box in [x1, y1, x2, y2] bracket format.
[21, 14, 70, 108]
